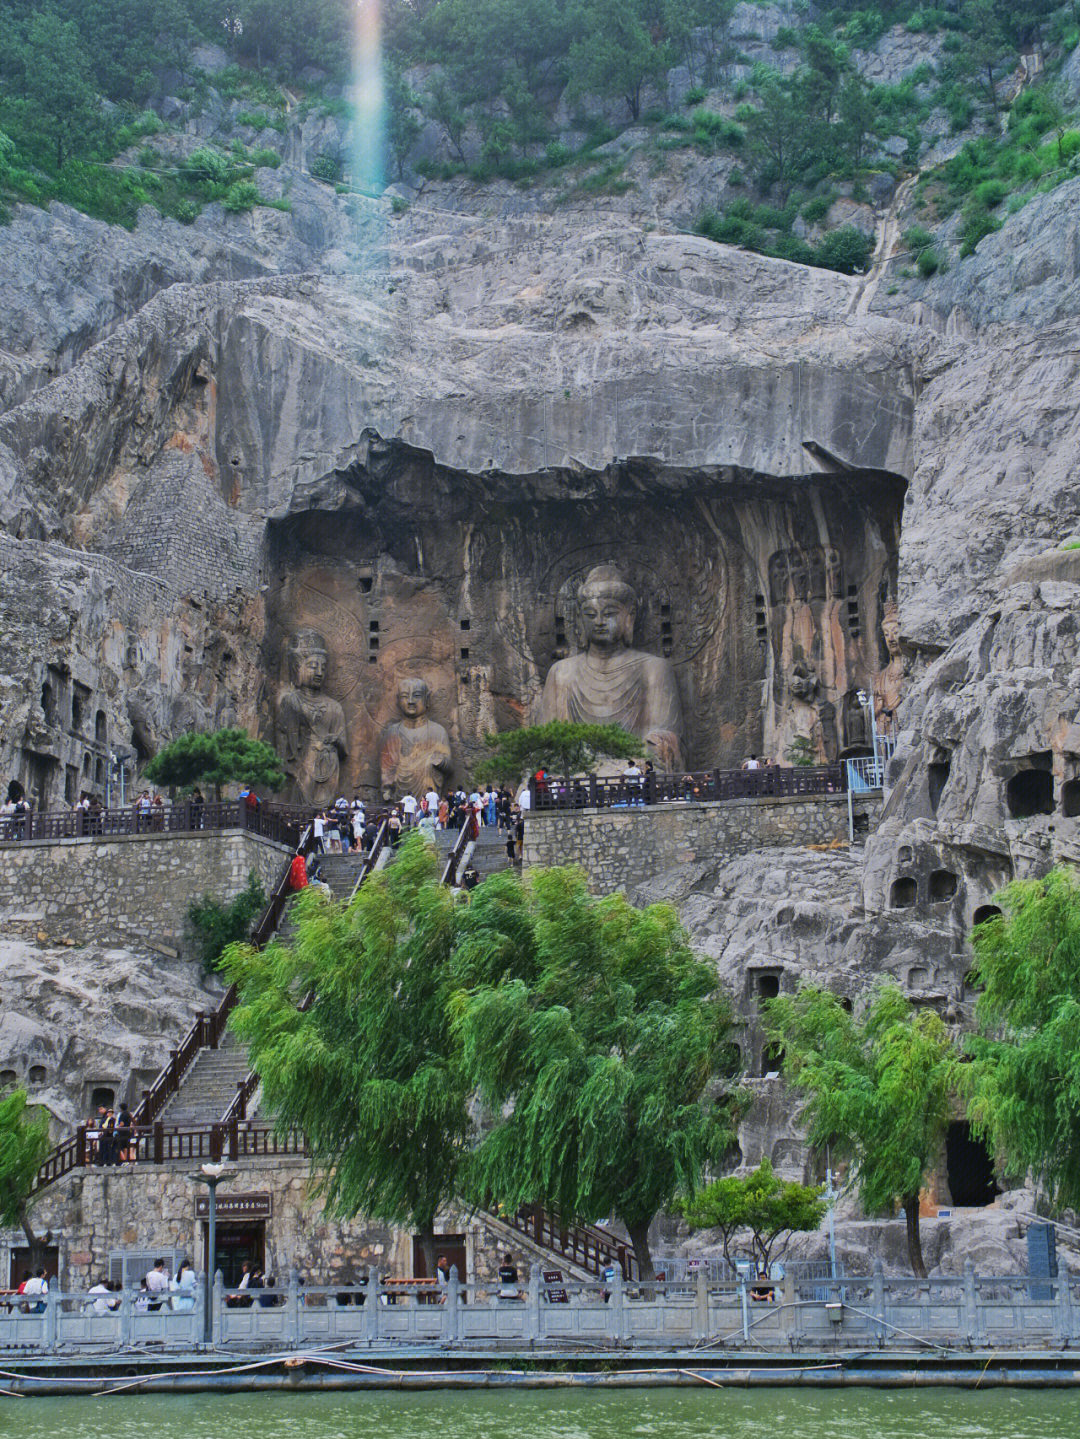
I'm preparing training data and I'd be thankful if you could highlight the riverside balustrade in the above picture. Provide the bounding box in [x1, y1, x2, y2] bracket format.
[3, 1264, 1078, 1354]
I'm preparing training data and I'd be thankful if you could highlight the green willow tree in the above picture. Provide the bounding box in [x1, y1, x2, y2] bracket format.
[473, 720, 642, 785]
[679, 1158, 827, 1273]
[450, 868, 742, 1280]
[966, 869, 1080, 1208]
[223, 837, 471, 1273]
[764, 984, 958, 1277]
[144, 728, 284, 800]
[0, 1089, 51, 1270]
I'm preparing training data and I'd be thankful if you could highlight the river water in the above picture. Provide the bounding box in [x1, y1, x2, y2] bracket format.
[11, 1388, 1080, 1438]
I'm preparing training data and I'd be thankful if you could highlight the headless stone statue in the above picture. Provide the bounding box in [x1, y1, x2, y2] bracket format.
[539, 564, 685, 771]
[277, 629, 348, 807]
[379, 678, 452, 800]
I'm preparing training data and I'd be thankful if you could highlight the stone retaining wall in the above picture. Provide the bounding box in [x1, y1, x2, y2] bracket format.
[2, 1161, 503, 1290]
[524, 794, 881, 894]
[0, 829, 287, 958]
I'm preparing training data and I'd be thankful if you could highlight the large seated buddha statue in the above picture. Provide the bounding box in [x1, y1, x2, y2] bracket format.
[539, 564, 685, 772]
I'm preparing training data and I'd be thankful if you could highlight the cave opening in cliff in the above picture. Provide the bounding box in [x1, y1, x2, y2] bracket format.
[1063, 779, 1080, 817]
[928, 758, 950, 814]
[928, 869, 959, 903]
[890, 876, 918, 908]
[1006, 765, 1054, 819]
[972, 904, 1002, 930]
[264, 448, 906, 790]
[945, 1122, 999, 1208]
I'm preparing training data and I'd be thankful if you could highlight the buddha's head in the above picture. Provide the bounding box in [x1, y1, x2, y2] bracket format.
[578, 565, 636, 650]
[397, 677, 430, 719]
[881, 600, 901, 659]
[288, 629, 329, 691]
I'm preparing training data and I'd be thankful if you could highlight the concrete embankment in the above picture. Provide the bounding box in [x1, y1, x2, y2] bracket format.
[5, 1348, 1080, 1395]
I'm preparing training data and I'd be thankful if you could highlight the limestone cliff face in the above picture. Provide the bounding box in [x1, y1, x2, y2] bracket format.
[0, 214, 915, 793]
[3, 138, 1080, 1214]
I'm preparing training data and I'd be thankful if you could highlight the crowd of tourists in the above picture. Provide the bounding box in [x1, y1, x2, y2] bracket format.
[301, 785, 528, 862]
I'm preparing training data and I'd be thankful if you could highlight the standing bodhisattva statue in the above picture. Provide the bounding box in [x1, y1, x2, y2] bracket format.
[379, 677, 452, 800]
[277, 629, 348, 807]
[539, 564, 685, 771]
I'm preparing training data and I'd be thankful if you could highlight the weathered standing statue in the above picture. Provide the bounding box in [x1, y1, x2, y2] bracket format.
[277, 629, 348, 806]
[379, 677, 452, 800]
[539, 564, 685, 771]
[872, 599, 904, 733]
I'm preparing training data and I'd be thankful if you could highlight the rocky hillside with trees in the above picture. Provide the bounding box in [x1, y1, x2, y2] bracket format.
[2, 0, 1078, 277]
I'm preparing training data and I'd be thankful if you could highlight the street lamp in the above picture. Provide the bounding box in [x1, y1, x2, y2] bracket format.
[856, 689, 881, 785]
[188, 1162, 238, 1345]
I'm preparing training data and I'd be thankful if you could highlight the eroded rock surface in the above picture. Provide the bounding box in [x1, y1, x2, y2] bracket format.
[0, 938, 223, 1134]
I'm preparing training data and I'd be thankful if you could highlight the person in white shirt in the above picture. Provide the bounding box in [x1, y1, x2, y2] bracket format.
[624, 761, 644, 805]
[21, 1269, 48, 1313]
[87, 1279, 120, 1314]
[516, 786, 532, 812]
[145, 1259, 169, 1310]
[312, 811, 326, 853]
[424, 788, 440, 818]
[170, 1260, 197, 1312]
[401, 793, 418, 825]
[352, 808, 365, 847]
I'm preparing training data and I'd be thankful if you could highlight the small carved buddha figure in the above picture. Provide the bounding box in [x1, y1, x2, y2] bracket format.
[539, 564, 685, 772]
[379, 678, 452, 800]
[277, 629, 348, 806]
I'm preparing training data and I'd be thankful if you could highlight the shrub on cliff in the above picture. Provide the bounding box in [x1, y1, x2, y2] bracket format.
[189, 871, 266, 973]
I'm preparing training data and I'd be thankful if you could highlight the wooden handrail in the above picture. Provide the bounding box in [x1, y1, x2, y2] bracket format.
[250, 823, 314, 948]
[0, 799, 324, 846]
[528, 764, 845, 812]
[131, 825, 312, 1131]
[441, 811, 477, 886]
[222, 822, 385, 1127]
[32, 1121, 310, 1191]
[493, 1203, 639, 1281]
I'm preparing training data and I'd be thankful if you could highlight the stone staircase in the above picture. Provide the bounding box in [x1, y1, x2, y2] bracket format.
[433, 823, 513, 880]
[157, 1034, 253, 1125]
[147, 833, 509, 1129]
[314, 850, 372, 899]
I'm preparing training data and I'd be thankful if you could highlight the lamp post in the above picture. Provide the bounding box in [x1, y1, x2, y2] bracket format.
[188, 1163, 238, 1346]
[856, 689, 880, 786]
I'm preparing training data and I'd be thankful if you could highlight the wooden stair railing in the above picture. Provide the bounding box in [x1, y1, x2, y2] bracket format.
[488, 1203, 639, 1282]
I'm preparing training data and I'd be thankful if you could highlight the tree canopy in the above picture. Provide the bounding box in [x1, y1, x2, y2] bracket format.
[679, 1157, 827, 1273]
[224, 837, 471, 1272]
[966, 868, 1080, 1209]
[143, 728, 284, 800]
[449, 866, 743, 1279]
[227, 836, 742, 1280]
[473, 721, 642, 785]
[0, 1089, 51, 1264]
[764, 983, 958, 1276]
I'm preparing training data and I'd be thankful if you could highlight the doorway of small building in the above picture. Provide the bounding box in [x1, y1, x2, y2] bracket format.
[8, 1244, 60, 1289]
[945, 1121, 999, 1207]
[202, 1221, 265, 1287]
[413, 1234, 467, 1281]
